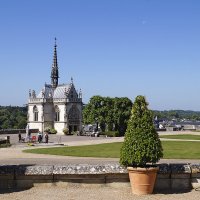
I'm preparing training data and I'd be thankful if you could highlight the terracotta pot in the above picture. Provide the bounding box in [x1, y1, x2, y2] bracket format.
[127, 166, 159, 195]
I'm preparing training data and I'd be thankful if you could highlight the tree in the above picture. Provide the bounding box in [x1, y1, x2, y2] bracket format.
[83, 96, 106, 131]
[83, 96, 132, 134]
[120, 95, 163, 167]
[0, 106, 27, 129]
[113, 97, 132, 136]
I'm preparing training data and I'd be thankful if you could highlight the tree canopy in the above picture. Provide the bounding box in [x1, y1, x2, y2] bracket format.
[83, 95, 133, 135]
[0, 106, 27, 129]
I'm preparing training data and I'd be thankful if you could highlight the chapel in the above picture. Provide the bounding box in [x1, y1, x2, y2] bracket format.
[27, 39, 83, 134]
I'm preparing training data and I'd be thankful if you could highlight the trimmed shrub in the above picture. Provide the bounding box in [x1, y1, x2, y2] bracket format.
[44, 127, 51, 133]
[49, 128, 57, 134]
[120, 95, 163, 167]
[63, 127, 69, 135]
[103, 131, 119, 137]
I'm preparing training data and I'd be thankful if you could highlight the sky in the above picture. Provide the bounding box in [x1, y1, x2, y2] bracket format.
[0, 0, 200, 111]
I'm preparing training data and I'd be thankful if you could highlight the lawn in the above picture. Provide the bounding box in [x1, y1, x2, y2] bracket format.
[24, 141, 200, 159]
[159, 134, 200, 140]
[0, 143, 11, 148]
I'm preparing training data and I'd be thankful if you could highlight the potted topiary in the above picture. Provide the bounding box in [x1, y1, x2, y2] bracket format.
[120, 95, 163, 195]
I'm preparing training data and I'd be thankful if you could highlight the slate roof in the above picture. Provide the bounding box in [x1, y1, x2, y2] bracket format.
[37, 84, 72, 99]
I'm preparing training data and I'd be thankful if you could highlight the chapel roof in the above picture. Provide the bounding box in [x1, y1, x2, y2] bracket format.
[37, 83, 72, 99]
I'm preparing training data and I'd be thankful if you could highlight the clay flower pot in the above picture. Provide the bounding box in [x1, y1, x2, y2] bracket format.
[127, 166, 159, 195]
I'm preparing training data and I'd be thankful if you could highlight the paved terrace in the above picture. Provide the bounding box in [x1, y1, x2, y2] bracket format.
[1, 131, 200, 200]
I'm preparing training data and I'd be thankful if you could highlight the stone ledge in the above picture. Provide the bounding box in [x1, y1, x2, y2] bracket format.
[53, 164, 127, 175]
[0, 163, 200, 191]
[15, 165, 53, 175]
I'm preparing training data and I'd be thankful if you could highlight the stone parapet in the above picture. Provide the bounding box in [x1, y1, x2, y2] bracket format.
[0, 163, 199, 192]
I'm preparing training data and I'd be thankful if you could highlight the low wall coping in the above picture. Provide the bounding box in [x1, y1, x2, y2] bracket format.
[0, 163, 198, 176]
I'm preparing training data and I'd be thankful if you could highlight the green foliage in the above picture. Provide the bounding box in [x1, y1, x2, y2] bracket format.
[0, 106, 27, 129]
[0, 143, 11, 148]
[120, 95, 163, 167]
[83, 96, 132, 135]
[153, 110, 200, 120]
[44, 128, 51, 133]
[63, 127, 69, 135]
[104, 131, 119, 137]
[113, 97, 132, 136]
[49, 128, 57, 134]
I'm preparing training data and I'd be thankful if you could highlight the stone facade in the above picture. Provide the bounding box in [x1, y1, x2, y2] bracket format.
[27, 39, 83, 134]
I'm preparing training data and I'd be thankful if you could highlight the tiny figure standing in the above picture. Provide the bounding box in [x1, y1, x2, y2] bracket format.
[44, 132, 49, 143]
[18, 133, 22, 142]
[38, 132, 43, 143]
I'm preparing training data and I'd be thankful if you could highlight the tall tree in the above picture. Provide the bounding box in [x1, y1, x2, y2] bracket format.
[83, 96, 132, 134]
[113, 97, 132, 136]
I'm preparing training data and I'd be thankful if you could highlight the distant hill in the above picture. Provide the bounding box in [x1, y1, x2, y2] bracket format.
[153, 110, 200, 121]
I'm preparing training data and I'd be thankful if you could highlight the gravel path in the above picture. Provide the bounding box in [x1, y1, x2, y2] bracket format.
[0, 185, 200, 200]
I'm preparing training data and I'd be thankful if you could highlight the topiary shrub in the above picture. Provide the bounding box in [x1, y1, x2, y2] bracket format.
[120, 95, 163, 167]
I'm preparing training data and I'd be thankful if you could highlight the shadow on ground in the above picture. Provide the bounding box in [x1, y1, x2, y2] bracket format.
[0, 188, 32, 194]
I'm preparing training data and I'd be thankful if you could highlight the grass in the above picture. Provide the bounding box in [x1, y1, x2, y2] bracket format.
[159, 134, 200, 140]
[0, 143, 11, 148]
[24, 141, 200, 159]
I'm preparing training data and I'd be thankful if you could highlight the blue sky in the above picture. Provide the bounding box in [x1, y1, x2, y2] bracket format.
[0, 0, 200, 110]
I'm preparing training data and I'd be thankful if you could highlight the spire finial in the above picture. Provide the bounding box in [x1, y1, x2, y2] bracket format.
[51, 38, 59, 88]
[54, 37, 57, 47]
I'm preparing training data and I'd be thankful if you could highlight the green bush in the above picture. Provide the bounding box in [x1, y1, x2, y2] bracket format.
[44, 127, 51, 133]
[44, 127, 57, 134]
[120, 95, 163, 167]
[49, 128, 57, 134]
[0, 143, 11, 148]
[63, 127, 69, 135]
[103, 131, 119, 137]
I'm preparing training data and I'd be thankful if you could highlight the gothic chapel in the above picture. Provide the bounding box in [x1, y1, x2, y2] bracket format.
[28, 39, 83, 134]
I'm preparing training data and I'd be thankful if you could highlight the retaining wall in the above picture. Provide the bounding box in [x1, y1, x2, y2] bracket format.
[0, 129, 39, 135]
[0, 164, 200, 192]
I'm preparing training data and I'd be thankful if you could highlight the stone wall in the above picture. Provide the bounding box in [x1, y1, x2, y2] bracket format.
[0, 129, 39, 134]
[1, 164, 200, 192]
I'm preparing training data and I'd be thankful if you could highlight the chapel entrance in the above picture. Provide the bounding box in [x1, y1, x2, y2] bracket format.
[68, 105, 80, 134]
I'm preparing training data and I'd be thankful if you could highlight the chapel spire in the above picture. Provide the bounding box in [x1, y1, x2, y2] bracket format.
[51, 37, 59, 88]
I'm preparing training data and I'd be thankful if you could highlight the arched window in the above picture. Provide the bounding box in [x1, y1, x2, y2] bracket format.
[55, 106, 60, 122]
[33, 106, 38, 121]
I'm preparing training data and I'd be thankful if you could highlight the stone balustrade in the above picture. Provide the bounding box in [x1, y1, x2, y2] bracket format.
[28, 98, 82, 103]
[1, 164, 200, 192]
